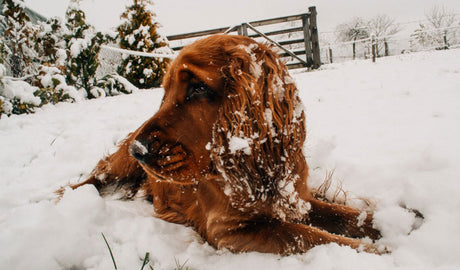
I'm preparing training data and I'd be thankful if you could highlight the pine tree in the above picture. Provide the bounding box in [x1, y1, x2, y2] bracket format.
[64, 0, 105, 98]
[32, 17, 81, 105]
[1, 0, 38, 77]
[0, 36, 8, 116]
[117, 0, 170, 89]
[36, 17, 67, 67]
[0, 35, 8, 68]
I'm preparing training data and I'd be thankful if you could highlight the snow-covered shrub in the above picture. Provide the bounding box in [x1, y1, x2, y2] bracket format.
[117, 0, 171, 89]
[0, 62, 9, 116]
[1, 0, 39, 77]
[33, 65, 83, 105]
[96, 73, 137, 96]
[36, 17, 67, 65]
[0, 64, 86, 117]
[0, 37, 8, 69]
[0, 77, 41, 115]
[410, 6, 459, 51]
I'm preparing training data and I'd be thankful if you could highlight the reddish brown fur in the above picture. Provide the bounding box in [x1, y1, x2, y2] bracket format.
[70, 35, 382, 255]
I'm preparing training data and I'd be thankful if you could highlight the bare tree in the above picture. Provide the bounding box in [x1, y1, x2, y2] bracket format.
[335, 17, 369, 59]
[411, 6, 457, 50]
[366, 15, 400, 57]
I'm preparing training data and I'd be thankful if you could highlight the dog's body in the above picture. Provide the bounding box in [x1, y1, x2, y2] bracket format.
[71, 35, 381, 254]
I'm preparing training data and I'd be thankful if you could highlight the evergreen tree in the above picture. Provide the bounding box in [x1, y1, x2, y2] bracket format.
[64, 0, 105, 98]
[0, 36, 8, 116]
[117, 0, 170, 89]
[33, 17, 81, 105]
[1, 0, 38, 77]
[36, 17, 67, 67]
[0, 35, 8, 68]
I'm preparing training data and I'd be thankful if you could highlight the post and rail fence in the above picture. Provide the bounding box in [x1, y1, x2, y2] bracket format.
[166, 6, 321, 70]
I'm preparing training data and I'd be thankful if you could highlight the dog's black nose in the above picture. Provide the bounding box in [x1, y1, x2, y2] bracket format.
[129, 140, 149, 163]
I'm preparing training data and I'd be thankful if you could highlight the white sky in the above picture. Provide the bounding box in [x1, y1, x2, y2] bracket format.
[24, 0, 460, 36]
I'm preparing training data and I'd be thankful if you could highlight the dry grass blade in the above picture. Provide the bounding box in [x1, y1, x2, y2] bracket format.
[174, 257, 190, 270]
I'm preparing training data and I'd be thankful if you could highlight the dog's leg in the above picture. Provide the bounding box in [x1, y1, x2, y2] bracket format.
[307, 199, 381, 240]
[208, 218, 381, 255]
[66, 133, 147, 199]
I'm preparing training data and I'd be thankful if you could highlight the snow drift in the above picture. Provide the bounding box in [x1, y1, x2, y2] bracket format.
[1, 49, 460, 269]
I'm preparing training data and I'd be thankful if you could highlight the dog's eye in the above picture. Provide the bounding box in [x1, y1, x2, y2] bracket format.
[186, 82, 213, 101]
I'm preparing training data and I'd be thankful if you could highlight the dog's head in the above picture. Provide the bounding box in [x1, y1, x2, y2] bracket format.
[129, 35, 309, 219]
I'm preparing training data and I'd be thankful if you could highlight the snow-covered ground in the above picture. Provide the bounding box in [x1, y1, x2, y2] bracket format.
[1, 49, 460, 270]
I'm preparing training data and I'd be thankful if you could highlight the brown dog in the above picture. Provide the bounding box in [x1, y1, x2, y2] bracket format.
[71, 34, 381, 254]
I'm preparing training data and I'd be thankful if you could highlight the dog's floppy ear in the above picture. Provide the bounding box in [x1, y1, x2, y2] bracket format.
[210, 41, 310, 221]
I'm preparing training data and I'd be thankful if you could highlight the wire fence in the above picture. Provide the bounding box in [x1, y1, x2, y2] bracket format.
[319, 24, 460, 64]
[95, 23, 460, 76]
[96, 44, 176, 78]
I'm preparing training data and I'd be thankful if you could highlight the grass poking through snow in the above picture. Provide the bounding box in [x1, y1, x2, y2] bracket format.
[102, 232, 190, 270]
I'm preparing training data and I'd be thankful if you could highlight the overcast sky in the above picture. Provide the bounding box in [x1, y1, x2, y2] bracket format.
[23, 0, 460, 35]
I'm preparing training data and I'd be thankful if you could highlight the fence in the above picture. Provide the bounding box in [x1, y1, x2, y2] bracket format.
[320, 24, 460, 64]
[97, 44, 175, 78]
[166, 6, 321, 69]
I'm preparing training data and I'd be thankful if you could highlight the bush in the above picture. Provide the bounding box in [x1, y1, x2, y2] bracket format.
[0, 65, 83, 117]
[96, 73, 137, 96]
[0, 77, 41, 115]
[35, 65, 83, 103]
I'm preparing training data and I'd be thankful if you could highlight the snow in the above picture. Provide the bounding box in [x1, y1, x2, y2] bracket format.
[228, 135, 252, 155]
[238, 44, 263, 80]
[1, 49, 460, 269]
[131, 140, 149, 156]
[90, 87, 107, 98]
[69, 30, 96, 58]
[0, 78, 41, 106]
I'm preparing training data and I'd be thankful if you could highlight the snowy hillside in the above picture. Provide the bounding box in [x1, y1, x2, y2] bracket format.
[1, 49, 460, 270]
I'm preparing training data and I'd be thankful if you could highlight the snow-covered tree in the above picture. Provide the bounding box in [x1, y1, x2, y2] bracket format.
[0, 37, 8, 116]
[117, 0, 170, 89]
[411, 6, 458, 50]
[1, 0, 39, 77]
[64, 0, 105, 98]
[32, 17, 81, 106]
[0, 35, 7, 67]
[36, 17, 67, 67]
[366, 15, 400, 57]
[335, 17, 369, 60]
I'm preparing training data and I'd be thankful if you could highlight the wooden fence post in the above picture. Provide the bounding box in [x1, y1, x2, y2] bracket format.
[301, 14, 313, 67]
[328, 47, 333, 63]
[371, 35, 376, 63]
[238, 23, 248, 36]
[308, 6, 321, 68]
[166, 9, 322, 70]
[384, 38, 389, 56]
[443, 32, 448, 49]
[237, 25, 242, 36]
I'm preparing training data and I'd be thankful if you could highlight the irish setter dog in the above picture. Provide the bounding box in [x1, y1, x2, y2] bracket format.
[71, 34, 382, 254]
